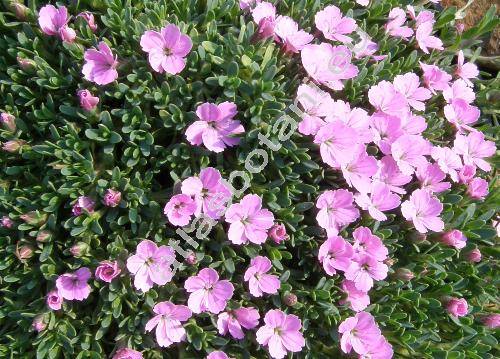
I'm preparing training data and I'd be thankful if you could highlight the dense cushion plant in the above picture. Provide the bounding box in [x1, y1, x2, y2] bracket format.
[0, 0, 499, 358]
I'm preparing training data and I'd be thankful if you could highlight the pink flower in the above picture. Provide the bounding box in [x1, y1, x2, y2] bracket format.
[252, 1, 277, 39]
[256, 309, 305, 359]
[113, 348, 143, 359]
[431, 146, 463, 182]
[455, 50, 479, 86]
[295, 84, 331, 136]
[78, 12, 97, 32]
[443, 79, 475, 104]
[72, 196, 95, 216]
[240, 0, 260, 10]
[401, 189, 444, 233]
[1, 216, 14, 228]
[185, 102, 244, 152]
[77, 89, 99, 111]
[420, 62, 452, 93]
[268, 223, 288, 243]
[355, 182, 401, 221]
[126, 240, 175, 292]
[316, 189, 360, 235]
[374, 156, 412, 194]
[339, 312, 381, 354]
[95, 260, 121, 283]
[184, 268, 234, 314]
[391, 134, 431, 175]
[1, 112, 16, 131]
[453, 132, 496, 171]
[340, 145, 378, 192]
[441, 229, 467, 249]
[145, 301, 192, 347]
[458, 164, 476, 184]
[360, 335, 394, 359]
[207, 352, 232, 359]
[56, 267, 92, 301]
[446, 297, 468, 317]
[217, 307, 260, 339]
[482, 314, 500, 329]
[46, 290, 63, 310]
[368, 81, 409, 117]
[32, 315, 47, 332]
[385, 7, 413, 39]
[466, 248, 481, 262]
[274, 16, 313, 53]
[416, 162, 451, 193]
[345, 254, 388, 291]
[344, 108, 373, 143]
[467, 177, 488, 200]
[140, 24, 192, 75]
[244, 256, 281, 297]
[407, 5, 435, 26]
[301, 43, 358, 90]
[416, 21, 443, 54]
[318, 236, 354, 275]
[340, 279, 370, 312]
[400, 112, 427, 136]
[38, 5, 76, 43]
[163, 194, 197, 226]
[315, 5, 357, 43]
[393, 72, 432, 112]
[352, 32, 380, 59]
[103, 189, 122, 207]
[181, 167, 231, 219]
[352, 227, 388, 261]
[225, 194, 274, 245]
[314, 121, 359, 168]
[82, 42, 119, 85]
[444, 99, 480, 132]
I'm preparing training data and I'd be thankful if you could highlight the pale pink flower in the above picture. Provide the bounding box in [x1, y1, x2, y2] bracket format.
[145, 301, 192, 347]
[163, 194, 197, 226]
[185, 102, 244, 152]
[344, 108, 373, 143]
[1, 216, 14, 228]
[315, 5, 357, 43]
[340, 145, 378, 192]
[256, 309, 305, 359]
[416, 21, 443, 54]
[113, 348, 143, 359]
[295, 84, 331, 136]
[103, 189, 122, 207]
[316, 189, 360, 235]
[444, 99, 480, 132]
[393, 72, 432, 111]
[453, 132, 496, 171]
[77, 89, 99, 111]
[318, 236, 354, 275]
[217, 307, 260, 339]
[72, 196, 95, 216]
[420, 62, 452, 93]
[416, 162, 451, 193]
[140, 24, 192, 75]
[352, 31, 380, 59]
[345, 254, 388, 292]
[339, 312, 382, 354]
[400, 112, 427, 136]
[355, 182, 401, 221]
[38, 5, 76, 43]
[268, 223, 288, 243]
[455, 50, 479, 86]
[46, 290, 63, 310]
[314, 121, 359, 168]
[95, 260, 121, 283]
[467, 177, 488, 200]
[352, 227, 388, 261]
[391, 134, 432, 175]
[225, 194, 274, 245]
[385, 7, 413, 39]
[274, 16, 313, 53]
[184, 268, 234, 314]
[181, 167, 231, 219]
[244, 256, 280, 297]
[240, 0, 260, 10]
[368, 81, 409, 117]
[369, 113, 403, 155]
[252, 1, 277, 39]
[301, 43, 358, 90]
[56, 267, 92, 301]
[446, 297, 468, 317]
[1, 112, 16, 131]
[78, 11, 97, 32]
[431, 146, 463, 182]
[82, 42, 119, 85]
[407, 5, 434, 27]
[458, 164, 476, 184]
[443, 79, 475, 104]
[482, 314, 500, 329]
[207, 351, 232, 359]
[340, 279, 370, 312]
[441, 230, 467, 249]
[126, 240, 175, 292]
[360, 335, 394, 359]
[401, 189, 444, 233]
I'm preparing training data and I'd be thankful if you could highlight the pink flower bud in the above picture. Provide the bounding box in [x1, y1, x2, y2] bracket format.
[78, 12, 98, 32]
[185, 252, 197, 265]
[268, 223, 288, 243]
[15, 243, 34, 261]
[446, 297, 468, 317]
[77, 89, 99, 111]
[103, 189, 121, 207]
[17, 56, 36, 72]
[46, 290, 63, 310]
[441, 230, 467, 249]
[1, 112, 16, 131]
[482, 314, 500, 329]
[395, 268, 414, 281]
[36, 230, 52, 242]
[466, 248, 481, 263]
[467, 178, 488, 200]
[2, 139, 25, 153]
[112, 348, 143, 359]
[70, 242, 88, 257]
[20, 211, 47, 226]
[458, 165, 476, 184]
[32, 315, 47, 332]
[58, 25, 76, 43]
[283, 293, 298, 306]
[1, 216, 14, 228]
[95, 260, 121, 283]
[456, 23, 465, 34]
[72, 196, 95, 216]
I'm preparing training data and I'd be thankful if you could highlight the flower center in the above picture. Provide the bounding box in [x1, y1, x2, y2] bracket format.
[164, 47, 172, 56]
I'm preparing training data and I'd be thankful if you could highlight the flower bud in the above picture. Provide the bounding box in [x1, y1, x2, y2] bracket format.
[466, 248, 481, 263]
[32, 315, 47, 332]
[36, 230, 52, 242]
[77, 12, 98, 32]
[446, 297, 468, 317]
[467, 178, 488, 200]
[17, 56, 36, 72]
[482, 314, 500, 329]
[70, 242, 89, 257]
[283, 293, 297, 306]
[185, 252, 197, 265]
[113, 348, 143, 359]
[395, 268, 414, 281]
[72, 196, 95, 216]
[46, 290, 63, 310]
[15, 243, 34, 261]
[77, 89, 99, 111]
[103, 189, 121, 207]
[1, 215, 14, 228]
[2, 139, 25, 153]
[20, 211, 47, 226]
[441, 230, 467, 249]
[456, 23, 465, 35]
[268, 223, 288, 244]
[1, 112, 16, 131]
[95, 260, 121, 282]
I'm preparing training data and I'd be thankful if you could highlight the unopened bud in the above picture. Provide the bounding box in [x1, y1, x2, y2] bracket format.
[32, 315, 47, 332]
[17, 56, 35, 71]
[70, 242, 88, 257]
[2, 139, 25, 153]
[283, 293, 297, 306]
[1, 215, 14, 228]
[15, 243, 34, 261]
[36, 230, 52, 242]
[466, 249, 481, 263]
[1, 112, 16, 131]
[185, 252, 197, 265]
[395, 268, 414, 281]
[20, 211, 47, 226]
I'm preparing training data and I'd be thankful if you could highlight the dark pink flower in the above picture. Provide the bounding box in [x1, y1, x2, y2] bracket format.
[467, 177, 488, 200]
[32, 315, 47, 332]
[352, 227, 388, 261]
[466, 248, 481, 263]
[38, 5, 76, 43]
[340, 279, 370, 312]
[77, 89, 99, 111]
[112, 348, 143, 359]
[46, 290, 63, 310]
[1, 112, 16, 131]
[103, 189, 122, 207]
[316, 189, 359, 236]
[78, 12, 97, 32]
[482, 314, 500, 329]
[345, 254, 388, 292]
[72, 196, 95, 216]
[95, 260, 121, 283]
[268, 223, 288, 243]
[163, 194, 197, 226]
[446, 297, 468, 317]
[318, 236, 354, 275]
[56, 267, 92, 301]
[1, 216, 13, 228]
[441, 230, 467, 249]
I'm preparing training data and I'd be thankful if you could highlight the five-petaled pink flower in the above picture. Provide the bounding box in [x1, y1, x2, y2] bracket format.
[416, 21, 444, 54]
[56, 267, 92, 301]
[217, 307, 260, 339]
[401, 189, 444, 233]
[352, 227, 388, 261]
[145, 301, 192, 347]
[184, 268, 234, 314]
[225, 194, 274, 245]
[318, 236, 354, 276]
[315, 5, 357, 43]
[340, 279, 370, 312]
[140, 24, 192, 75]
[274, 16, 313, 53]
[256, 309, 305, 359]
[340, 144, 378, 192]
[316, 189, 359, 236]
[455, 50, 479, 86]
[420, 62, 452, 93]
[252, 1, 277, 39]
[314, 121, 359, 168]
[355, 182, 401, 221]
[431, 146, 463, 182]
[391, 134, 431, 175]
[244, 256, 281, 297]
[345, 254, 388, 292]
[393, 72, 432, 112]
[164, 194, 197, 226]
[385, 7, 413, 39]
[416, 162, 451, 193]
[82, 41, 119, 85]
[339, 312, 382, 355]
[126, 240, 175, 292]
[38, 5, 76, 43]
[453, 132, 496, 172]
[368, 80, 409, 117]
[374, 155, 412, 194]
[444, 99, 480, 132]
